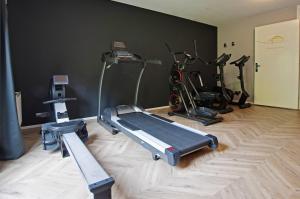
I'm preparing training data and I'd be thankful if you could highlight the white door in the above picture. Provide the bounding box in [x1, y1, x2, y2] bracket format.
[254, 20, 299, 109]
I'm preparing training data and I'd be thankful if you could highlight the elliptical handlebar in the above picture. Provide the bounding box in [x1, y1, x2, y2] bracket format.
[165, 42, 172, 54]
[193, 40, 198, 58]
[165, 43, 178, 63]
[197, 57, 209, 65]
[191, 40, 209, 65]
[165, 42, 200, 66]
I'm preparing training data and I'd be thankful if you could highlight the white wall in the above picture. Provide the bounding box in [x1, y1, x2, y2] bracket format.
[218, 6, 298, 102]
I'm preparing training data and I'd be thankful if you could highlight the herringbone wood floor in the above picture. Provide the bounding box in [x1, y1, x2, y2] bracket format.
[0, 105, 300, 199]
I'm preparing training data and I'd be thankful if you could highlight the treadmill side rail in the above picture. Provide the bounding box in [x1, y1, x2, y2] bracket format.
[110, 115, 171, 152]
[62, 132, 114, 199]
[102, 106, 219, 166]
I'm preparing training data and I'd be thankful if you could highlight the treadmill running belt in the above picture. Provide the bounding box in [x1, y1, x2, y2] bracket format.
[118, 112, 211, 154]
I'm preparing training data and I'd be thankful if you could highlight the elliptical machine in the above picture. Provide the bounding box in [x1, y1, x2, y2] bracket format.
[227, 55, 251, 109]
[166, 41, 223, 126]
[190, 53, 234, 114]
[38, 75, 114, 199]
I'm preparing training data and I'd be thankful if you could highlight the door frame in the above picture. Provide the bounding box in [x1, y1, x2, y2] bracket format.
[254, 19, 300, 109]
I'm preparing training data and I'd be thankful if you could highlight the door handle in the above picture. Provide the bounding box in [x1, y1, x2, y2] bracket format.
[255, 63, 261, 72]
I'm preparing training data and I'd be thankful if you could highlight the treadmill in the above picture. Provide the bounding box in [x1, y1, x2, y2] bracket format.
[97, 41, 218, 166]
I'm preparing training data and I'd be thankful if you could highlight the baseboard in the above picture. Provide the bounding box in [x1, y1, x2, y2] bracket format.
[21, 106, 169, 130]
[231, 99, 254, 104]
[82, 116, 97, 121]
[146, 105, 169, 111]
[21, 124, 42, 130]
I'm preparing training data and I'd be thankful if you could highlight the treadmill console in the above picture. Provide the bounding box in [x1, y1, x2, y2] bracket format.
[111, 41, 141, 62]
[112, 41, 127, 50]
[53, 75, 69, 85]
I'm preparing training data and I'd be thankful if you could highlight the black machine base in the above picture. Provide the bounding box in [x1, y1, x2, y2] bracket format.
[231, 102, 251, 109]
[239, 103, 251, 109]
[229, 93, 252, 109]
[217, 107, 234, 114]
[198, 102, 233, 114]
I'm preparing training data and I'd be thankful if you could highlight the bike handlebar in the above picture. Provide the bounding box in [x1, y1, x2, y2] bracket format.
[230, 55, 250, 66]
[208, 53, 231, 66]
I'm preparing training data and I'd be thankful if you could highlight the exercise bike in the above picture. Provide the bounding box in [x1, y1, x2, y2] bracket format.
[166, 41, 223, 126]
[227, 55, 251, 109]
[38, 75, 114, 199]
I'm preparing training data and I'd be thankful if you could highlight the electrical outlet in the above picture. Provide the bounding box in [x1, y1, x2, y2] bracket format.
[36, 112, 50, 118]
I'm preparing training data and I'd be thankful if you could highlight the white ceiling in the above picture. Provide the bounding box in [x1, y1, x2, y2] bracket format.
[112, 0, 300, 26]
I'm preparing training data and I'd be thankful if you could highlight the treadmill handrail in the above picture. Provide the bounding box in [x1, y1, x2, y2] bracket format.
[134, 60, 162, 105]
[98, 50, 162, 120]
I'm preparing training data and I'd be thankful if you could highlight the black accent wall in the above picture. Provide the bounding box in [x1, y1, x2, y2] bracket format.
[9, 0, 217, 125]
